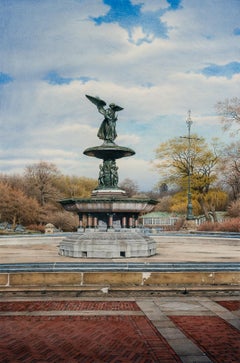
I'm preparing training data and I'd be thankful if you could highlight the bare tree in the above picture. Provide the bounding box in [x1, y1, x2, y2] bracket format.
[119, 178, 139, 197]
[24, 161, 61, 206]
[218, 141, 240, 200]
[216, 97, 240, 134]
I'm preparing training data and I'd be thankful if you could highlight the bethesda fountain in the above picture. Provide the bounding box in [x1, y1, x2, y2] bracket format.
[59, 95, 157, 258]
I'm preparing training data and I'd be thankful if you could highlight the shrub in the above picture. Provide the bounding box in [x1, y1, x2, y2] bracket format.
[26, 224, 45, 233]
[197, 218, 240, 232]
[197, 221, 217, 231]
[216, 218, 240, 232]
[227, 199, 240, 217]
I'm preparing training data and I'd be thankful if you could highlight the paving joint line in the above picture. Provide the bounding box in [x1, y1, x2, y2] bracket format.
[136, 298, 213, 362]
[196, 298, 240, 331]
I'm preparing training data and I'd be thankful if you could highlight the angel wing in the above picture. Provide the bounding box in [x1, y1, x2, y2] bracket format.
[86, 95, 106, 108]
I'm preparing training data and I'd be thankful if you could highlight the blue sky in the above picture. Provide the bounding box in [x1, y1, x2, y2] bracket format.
[0, 0, 239, 190]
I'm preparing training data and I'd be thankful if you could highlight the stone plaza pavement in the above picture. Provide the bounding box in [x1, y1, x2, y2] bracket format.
[0, 233, 239, 263]
[0, 233, 239, 362]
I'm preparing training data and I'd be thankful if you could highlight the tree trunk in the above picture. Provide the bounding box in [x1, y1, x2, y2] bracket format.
[12, 215, 17, 230]
[198, 197, 211, 222]
[209, 203, 218, 222]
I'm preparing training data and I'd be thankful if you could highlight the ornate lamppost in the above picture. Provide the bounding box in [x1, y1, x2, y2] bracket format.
[185, 110, 195, 220]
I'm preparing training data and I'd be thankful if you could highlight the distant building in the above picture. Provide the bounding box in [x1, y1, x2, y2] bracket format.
[139, 212, 181, 231]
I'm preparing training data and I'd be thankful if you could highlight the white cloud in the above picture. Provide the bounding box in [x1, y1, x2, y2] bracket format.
[0, 0, 239, 190]
[117, 157, 159, 190]
[131, 27, 154, 44]
[131, 0, 169, 12]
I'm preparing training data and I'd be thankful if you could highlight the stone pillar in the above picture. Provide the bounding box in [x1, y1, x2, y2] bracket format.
[108, 214, 113, 229]
[79, 214, 83, 228]
[122, 216, 127, 228]
[129, 216, 133, 228]
[134, 216, 139, 228]
[87, 214, 92, 228]
[77, 214, 84, 232]
[132, 215, 136, 228]
[93, 216, 98, 228]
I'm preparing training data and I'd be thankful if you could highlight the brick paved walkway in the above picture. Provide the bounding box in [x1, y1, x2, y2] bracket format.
[217, 300, 240, 311]
[0, 297, 239, 363]
[0, 300, 141, 312]
[171, 316, 240, 363]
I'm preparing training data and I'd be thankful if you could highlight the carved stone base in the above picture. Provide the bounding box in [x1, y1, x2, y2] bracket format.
[59, 230, 156, 258]
[91, 188, 127, 198]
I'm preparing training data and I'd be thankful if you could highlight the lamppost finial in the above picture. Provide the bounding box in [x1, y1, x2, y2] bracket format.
[186, 109, 193, 128]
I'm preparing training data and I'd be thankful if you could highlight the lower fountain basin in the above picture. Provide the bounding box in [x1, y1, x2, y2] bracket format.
[59, 197, 157, 214]
[59, 230, 156, 258]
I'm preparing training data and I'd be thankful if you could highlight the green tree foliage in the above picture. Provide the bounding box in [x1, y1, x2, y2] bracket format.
[155, 135, 227, 219]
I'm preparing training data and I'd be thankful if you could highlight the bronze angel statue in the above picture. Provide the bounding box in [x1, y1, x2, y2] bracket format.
[86, 95, 123, 143]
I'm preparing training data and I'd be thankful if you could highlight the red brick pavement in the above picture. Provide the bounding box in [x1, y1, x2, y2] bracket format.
[0, 301, 180, 363]
[216, 300, 240, 311]
[170, 315, 240, 363]
[0, 300, 140, 312]
[1, 299, 240, 363]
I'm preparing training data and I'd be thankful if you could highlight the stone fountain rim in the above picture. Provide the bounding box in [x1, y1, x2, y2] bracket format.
[59, 197, 158, 205]
[83, 144, 135, 159]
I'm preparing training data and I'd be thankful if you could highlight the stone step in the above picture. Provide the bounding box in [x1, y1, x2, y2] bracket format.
[0, 261, 239, 272]
[0, 286, 240, 301]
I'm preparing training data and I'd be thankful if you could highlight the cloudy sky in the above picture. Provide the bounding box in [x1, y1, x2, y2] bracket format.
[0, 0, 239, 190]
